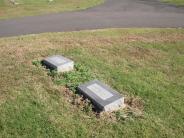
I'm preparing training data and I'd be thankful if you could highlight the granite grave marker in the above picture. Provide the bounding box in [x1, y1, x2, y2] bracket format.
[42, 55, 74, 73]
[78, 80, 125, 112]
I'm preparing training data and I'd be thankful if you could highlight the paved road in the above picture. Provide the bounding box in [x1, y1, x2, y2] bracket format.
[0, 0, 184, 37]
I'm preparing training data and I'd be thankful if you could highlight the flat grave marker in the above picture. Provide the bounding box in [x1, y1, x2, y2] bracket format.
[78, 80, 125, 112]
[42, 55, 74, 73]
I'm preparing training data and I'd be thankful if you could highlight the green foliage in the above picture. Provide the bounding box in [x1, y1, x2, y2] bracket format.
[47, 63, 94, 114]
[115, 110, 128, 121]
[51, 63, 94, 92]
[32, 60, 41, 67]
[48, 70, 58, 78]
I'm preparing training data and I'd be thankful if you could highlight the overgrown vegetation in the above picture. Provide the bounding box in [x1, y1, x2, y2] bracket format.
[0, 28, 184, 137]
[48, 63, 94, 92]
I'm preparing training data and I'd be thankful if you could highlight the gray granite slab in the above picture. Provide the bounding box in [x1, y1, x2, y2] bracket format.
[78, 80, 124, 112]
[42, 55, 74, 72]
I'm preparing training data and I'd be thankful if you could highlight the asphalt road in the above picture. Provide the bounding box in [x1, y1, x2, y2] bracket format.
[0, 0, 184, 37]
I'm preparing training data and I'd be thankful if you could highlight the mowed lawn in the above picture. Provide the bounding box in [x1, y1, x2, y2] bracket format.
[0, 0, 104, 19]
[0, 29, 184, 137]
[162, 0, 184, 5]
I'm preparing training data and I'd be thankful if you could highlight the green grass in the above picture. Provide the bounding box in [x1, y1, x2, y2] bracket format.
[162, 0, 184, 5]
[0, 28, 184, 137]
[0, 0, 4, 5]
[0, 0, 104, 20]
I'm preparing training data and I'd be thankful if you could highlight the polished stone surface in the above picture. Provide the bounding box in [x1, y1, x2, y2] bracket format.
[78, 80, 124, 112]
[42, 55, 74, 72]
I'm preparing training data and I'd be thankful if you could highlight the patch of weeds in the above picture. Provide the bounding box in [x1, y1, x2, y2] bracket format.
[115, 96, 144, 121]
[63, 87, 94, 115]
[115, 110, 128, 121]
[99, 96, 144, 122]
[98, 109, 130, 122]
[51, 63, 94, 92]
[115, 107, 142, 122]
[125, 96, 144, 111]
[32, 60, 42, 67]
[46, 63, 95, 113]
[48, 70, 58, 78]
[83, 100, 93, 113]
[36, 60, 144, 119]
[72, 94, 93, 114]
